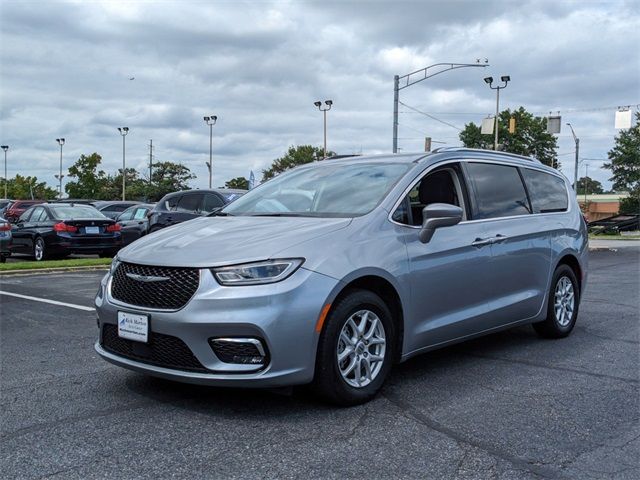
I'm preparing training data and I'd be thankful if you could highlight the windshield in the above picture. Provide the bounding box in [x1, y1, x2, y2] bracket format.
[222, 162, 410, 217]
[51, 205, 106, 219]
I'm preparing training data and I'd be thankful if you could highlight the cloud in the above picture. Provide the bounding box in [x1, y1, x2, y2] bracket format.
[0, 0, 638, 191]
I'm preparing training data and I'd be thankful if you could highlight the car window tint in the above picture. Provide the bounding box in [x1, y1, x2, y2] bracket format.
[29, 207, 45, 222]
[50, 205, 106, 219]
[18, 209, 33, 222]
[201, 194, 223, 213]
[176, 194, 203, 213]
[165, 196, 180, 211]
[103, 204, 128, 213]
[466, 163, 531, 219]
[133, 208, 148, 220]
[521, 168, 568, 213]
[118, 207, 136, 221]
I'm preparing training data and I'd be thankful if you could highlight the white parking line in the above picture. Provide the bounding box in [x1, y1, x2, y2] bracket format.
[0, 291, 95, 312]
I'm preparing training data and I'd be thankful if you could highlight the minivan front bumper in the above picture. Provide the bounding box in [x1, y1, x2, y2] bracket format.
[94, 266, 338, 387]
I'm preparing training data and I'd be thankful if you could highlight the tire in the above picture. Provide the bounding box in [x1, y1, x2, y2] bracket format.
[533, 264, 580, 339]
[312, 289, 395, 406]
[33, 237, 47, 261]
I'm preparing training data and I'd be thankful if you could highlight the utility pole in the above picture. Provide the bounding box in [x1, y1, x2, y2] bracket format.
[483, 75, 510, 150]
[55, 138, 65, 199]
[149, 139, 153, 186]
[566, 123, 580, 190]
[314, 100, 333, 158]
[1, 146, 8, 199]
[203, 116, 217, 188]
[117, 127, 129, 200]
[392, 61, 489, 152]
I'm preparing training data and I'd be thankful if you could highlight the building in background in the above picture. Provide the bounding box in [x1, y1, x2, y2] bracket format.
[578, 193, 629, 222]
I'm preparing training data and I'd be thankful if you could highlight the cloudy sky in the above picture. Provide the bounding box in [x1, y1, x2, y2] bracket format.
[1, 0, 638, 193]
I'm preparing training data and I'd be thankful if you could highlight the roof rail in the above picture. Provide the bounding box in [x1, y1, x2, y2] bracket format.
[430, 147, 540, 163]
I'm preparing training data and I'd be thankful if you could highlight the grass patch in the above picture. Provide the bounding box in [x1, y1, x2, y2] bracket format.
[0, 257, 112, 272]
[589, 234, 640, 240]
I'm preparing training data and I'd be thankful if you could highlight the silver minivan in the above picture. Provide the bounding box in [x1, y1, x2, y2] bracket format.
[95, 148, 588, 405]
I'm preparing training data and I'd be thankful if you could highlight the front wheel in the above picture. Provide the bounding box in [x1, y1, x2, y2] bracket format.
[533, 264, 580, 338]
[312, 289, 395, 406]
[33, 237, 47, 261]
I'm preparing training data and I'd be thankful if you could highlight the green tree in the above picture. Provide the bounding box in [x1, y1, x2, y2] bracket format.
[459, 107, 559, 168]
[262, 145, 333, 181]
[145, 161, 195, 201]
[65, 153, 112, 199]
[224, 176, 249, 189]
[604, 112, 640, 214]
[2, 175, 57, 199]
[576, 176, 604, 195]
[109, 168, 148, 200]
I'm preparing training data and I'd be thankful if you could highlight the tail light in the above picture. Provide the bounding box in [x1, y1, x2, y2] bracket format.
[0, 222, 11, 231]
[53, 222, 78, 233]
[106, 224, 121, 232]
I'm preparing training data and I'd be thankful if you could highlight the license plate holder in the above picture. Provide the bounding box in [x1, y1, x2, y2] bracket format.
[117, 311, 149, 343]
[85, 226, 100, 234]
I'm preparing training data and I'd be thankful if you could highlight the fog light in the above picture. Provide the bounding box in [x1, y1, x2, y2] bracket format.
[208, 338, 268, 366]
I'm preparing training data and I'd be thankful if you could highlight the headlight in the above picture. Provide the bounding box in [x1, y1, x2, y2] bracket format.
[211, 259, 304, 286]
[110, 257, 120, 274]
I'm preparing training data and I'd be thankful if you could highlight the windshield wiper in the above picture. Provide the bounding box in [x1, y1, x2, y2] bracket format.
[207, 210, 233, 217]
[246, 212, 309, 217]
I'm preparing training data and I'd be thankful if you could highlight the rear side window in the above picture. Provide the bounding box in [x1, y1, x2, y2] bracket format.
[164, 195, 181, 211]
[201, 194, 224, 213]
[466, 162, 531, 219]
[50, 205, 105, 219]
[18, 209, 33, 222]
[521, 169, 568, 213]
[176, 193, 203, 213]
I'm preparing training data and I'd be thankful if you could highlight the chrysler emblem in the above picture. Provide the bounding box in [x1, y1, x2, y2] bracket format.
[125, 273, 170, 283]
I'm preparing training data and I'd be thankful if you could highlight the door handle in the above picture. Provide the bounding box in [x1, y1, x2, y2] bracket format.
[471, 237, 492, 248]
[491, 234, 509, 244]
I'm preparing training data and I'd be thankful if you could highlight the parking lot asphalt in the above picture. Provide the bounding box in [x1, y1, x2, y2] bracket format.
[1, 249, 638, 480]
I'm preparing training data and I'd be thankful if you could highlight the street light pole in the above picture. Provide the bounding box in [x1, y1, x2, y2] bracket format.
[484, 75, 510, 150]
[117, 127, 129, 200]
[314, 100, 333, 159]
[392, 61, 489, 153]
[1, 146, 8, 199]
[55, 138, 65, 199]
[566, 123, 580, 190]
[203, 116, 217, 188]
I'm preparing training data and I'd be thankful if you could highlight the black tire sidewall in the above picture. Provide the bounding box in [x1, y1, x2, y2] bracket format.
[314, 289, 395, 406]
[547, 265, 580, 335]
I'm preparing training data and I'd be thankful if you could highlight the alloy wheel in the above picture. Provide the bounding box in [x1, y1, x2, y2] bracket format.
[554, 276, 575, 327]
[34, 238, 45, 261]
[337, 309, 386, 388]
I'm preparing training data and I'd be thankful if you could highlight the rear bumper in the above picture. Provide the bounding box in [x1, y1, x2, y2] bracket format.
[51, 234, 121, 254]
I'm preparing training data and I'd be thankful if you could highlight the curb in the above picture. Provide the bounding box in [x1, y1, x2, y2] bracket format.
[0, 266, 109, 276]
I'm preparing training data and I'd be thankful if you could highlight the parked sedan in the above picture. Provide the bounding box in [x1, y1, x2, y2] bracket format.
[10, 203, 122, 260]
[93, 201, 142, 219]
[115, 203, 154, 246]
[0, 217, 11, 262]
[147, 189, 245, 232]
[4, 199, 46, 223]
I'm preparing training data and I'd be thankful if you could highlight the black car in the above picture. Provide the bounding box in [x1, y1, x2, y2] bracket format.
[147, 188, 245, 232]
[10, 203, 122, 260]
[0, 216, 12, 262]
[115, 203, 155, 246]
[93, 200, 142, 219]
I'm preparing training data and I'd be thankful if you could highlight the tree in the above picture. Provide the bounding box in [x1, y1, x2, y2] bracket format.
[65, 153, 112, 199]
[145, 161, 195, 201]
[576, 176, 604, 195]
[262, 145, 333, 181]
[224, 177, 249, 190]
[604, 112, 640, 214]
[2, 174, 57, 199]
[459, 107, 559, 168]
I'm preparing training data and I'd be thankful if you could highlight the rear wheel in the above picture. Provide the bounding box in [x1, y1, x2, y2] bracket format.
[312, 289, 395, 406]
[533, 264, 580, 338]
[33, 237, 47, 261]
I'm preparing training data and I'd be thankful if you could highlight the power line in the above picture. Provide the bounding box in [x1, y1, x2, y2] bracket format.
[398, 101, 462, 131]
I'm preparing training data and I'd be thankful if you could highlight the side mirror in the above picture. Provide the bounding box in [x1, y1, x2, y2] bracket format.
[419, 203, 463, 243]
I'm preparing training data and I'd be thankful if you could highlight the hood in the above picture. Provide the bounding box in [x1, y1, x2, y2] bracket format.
[118, 215, 352, 267]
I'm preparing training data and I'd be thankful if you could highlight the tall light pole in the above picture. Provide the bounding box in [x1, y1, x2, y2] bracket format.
[566, 123, 580, 190]
[117, 127, 129, 200]
[392, 61, 489, 152]
[484, 75, 510, 150]
[314, 100, 333, 159]
[203, 115, 217, 188]
[55, 138, 65, 199]
[1, 146, 8, 199]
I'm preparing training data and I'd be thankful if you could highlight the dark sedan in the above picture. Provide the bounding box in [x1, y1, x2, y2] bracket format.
[10, 203, 122, 260]
[0, 217, 11, 262]
[115, 203, 154, 246]
[93, 200, 142, 219]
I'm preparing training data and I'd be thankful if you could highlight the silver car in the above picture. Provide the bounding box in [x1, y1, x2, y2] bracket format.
[95, 148, 588, 405]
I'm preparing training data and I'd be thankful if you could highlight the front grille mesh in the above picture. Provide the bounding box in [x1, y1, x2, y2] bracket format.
[101, 324, 208, 372]
[111, 262, 200, 309]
